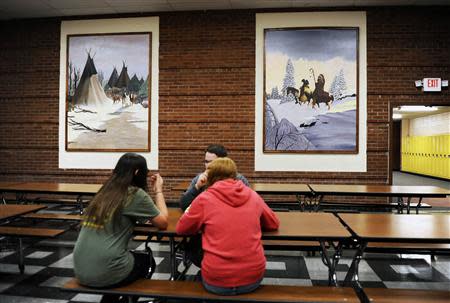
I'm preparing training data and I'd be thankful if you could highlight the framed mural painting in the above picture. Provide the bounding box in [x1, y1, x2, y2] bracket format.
[65, 32, 151, 152]
[264, 27, 359, 154]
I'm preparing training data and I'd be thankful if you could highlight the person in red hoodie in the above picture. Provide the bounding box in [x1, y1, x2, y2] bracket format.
[176, 157, 280, 295]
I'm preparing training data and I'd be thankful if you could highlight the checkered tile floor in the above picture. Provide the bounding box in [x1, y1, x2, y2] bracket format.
[1, 205, 449, 303]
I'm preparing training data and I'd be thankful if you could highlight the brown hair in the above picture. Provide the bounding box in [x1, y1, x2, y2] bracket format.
[83, 153, 149, 226]
[206, 157, 237, 187]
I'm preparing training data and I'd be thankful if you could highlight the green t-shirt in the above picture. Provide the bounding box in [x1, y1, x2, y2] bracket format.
[73, 187, 160, 287]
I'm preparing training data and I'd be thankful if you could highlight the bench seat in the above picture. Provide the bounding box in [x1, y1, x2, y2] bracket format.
[263, 240, 322, 251]
[0, 226, 66, 237]
[366, 242, 450, 255]
[63, 278, 359, 302]
[131, 236, 323, 252]
[22, 213, 82, 221]
[365, 287, 450, 302]
[0, 226, 67, 274]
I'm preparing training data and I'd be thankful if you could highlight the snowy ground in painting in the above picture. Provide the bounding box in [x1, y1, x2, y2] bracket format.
[67, 100, 149, 150]
[266, 96, 357, 150]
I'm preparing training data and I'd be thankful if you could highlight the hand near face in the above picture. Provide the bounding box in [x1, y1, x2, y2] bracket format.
[150, 173, 164, 193]
[195, 171, 208, 190]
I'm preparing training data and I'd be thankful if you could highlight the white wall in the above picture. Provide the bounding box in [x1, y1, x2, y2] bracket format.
[408, 112, 450, 136]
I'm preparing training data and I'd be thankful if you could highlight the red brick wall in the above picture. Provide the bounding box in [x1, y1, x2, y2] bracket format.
[0, 7, 449, 203]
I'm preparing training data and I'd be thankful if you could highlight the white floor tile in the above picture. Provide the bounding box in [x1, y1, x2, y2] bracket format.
[0, 294, 67, 303]
[40, 276, 73, 288]
[384, 281, 450, 291]
[27, 251, 53, 259]
[71, 293, 102, 302]
[262, 277, 312, 286]
[0, 263, 44, 275]
[266, 261, 286, 270]
[0, 283, 14, 292]
[49, 254, 73, 268]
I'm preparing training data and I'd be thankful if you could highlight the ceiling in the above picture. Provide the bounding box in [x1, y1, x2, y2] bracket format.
[1, 0, 449, 20]
[393, 106, 450, 120]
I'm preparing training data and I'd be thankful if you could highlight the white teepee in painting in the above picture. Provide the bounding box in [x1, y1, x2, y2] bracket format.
[72, 52, 111, 109]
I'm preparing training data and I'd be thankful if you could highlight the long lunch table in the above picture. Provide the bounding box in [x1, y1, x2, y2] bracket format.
[1, 182, 27, 204]
[0, 182, 102, 214]
[134, 209, 352, 285]
[173, 182, 313, 210]
[175, 181, 449, 213]
[0, 203, 60, 273]
[0, 204, 47, 223]
[251, 183, 313, 210]
[309, 184, 450, 214]
[338, 213, 450, 302]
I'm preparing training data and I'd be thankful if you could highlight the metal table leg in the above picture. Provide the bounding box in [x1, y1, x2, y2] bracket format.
[344, 241, 369, 302]
[298, 194, 322, 212]
[319, 240, 343, 286]
[169, 237, 176, 280]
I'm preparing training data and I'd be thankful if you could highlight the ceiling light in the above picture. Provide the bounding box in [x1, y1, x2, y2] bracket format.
[396, 106, 438, 112]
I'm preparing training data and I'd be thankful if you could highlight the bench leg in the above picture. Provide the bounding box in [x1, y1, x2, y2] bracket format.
[16, 192, 27, 204]
[416, 197, 423, 214]
[397, 197, 404, 214]
[77, 196, 84, 215]
[18, 238, 25, 274]
[126, 295, 138, 303]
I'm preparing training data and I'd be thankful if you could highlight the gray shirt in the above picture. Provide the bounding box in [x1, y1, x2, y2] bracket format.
[179, 173, 250, 211]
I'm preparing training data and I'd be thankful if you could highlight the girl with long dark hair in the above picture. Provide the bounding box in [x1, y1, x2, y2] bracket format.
[73, 153, 168, 303]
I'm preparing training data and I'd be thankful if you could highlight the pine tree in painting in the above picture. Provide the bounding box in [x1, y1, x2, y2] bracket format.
[269, 86, 280, 99]
[330, 68, 348, 100]
[281, 59, 296, 97]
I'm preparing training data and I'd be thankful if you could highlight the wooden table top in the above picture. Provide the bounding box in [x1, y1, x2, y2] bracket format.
[0, 204, 47, 221]
[172, 181, 190, 191]
[174, 182, 312, 195]
[0, 182, 27, 190]
[263, 212, 351, 240]
[339, 213, 450, 243]
[309, 184, 449, 197]
[135, 209, 351, 241]
[251, 183, 311, 195]
[0, 182, 102, 195]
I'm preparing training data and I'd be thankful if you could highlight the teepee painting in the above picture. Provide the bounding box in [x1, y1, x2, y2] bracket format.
[66, 33, 151, 152]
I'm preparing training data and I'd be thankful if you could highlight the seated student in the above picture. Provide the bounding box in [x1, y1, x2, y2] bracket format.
[73, 153, 168, 303]
[180, 144, 249, 211]
[176, 157, 279, 295]
[179, 144, 250, 267]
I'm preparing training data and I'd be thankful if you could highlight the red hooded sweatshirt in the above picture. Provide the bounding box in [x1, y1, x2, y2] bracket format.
[176, 179, 280, 287]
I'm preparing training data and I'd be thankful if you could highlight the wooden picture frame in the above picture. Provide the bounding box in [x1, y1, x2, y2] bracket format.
[65, 32, 151, 152]
[263, 27, 359, 154]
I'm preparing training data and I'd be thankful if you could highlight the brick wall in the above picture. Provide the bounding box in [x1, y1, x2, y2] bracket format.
[0, 7, 449, 203]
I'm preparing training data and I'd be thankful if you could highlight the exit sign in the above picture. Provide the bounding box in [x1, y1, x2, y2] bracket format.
[423, 78, 441, 92]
